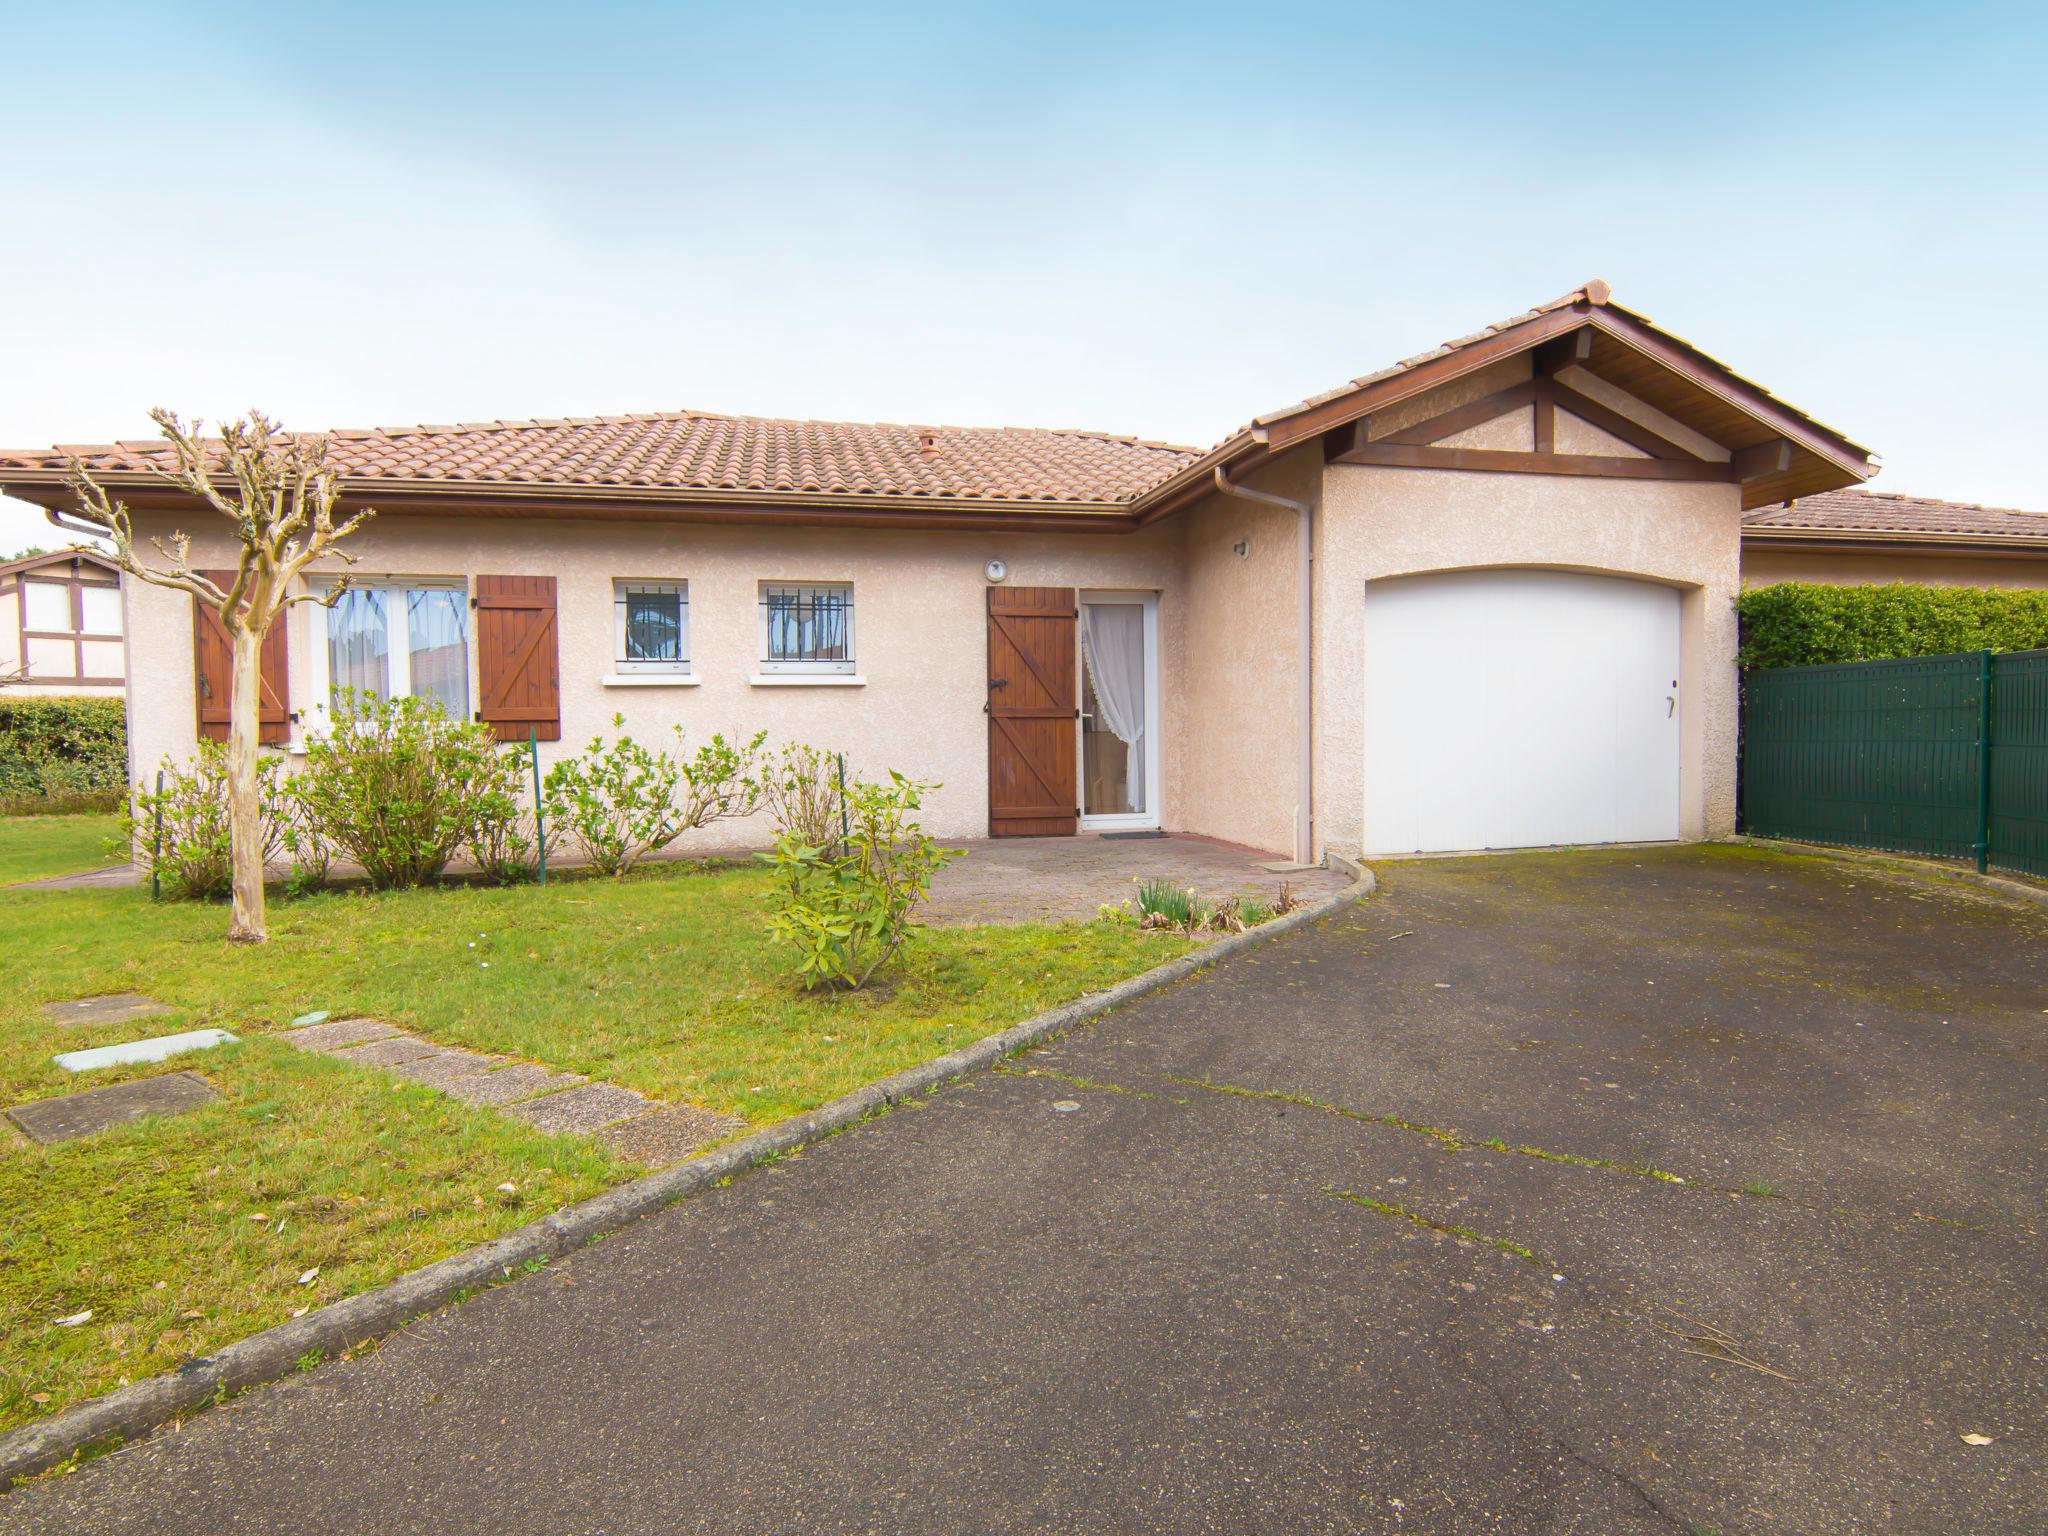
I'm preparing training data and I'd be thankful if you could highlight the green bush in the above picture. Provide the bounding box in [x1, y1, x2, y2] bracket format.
[124, 742, 291, 900]
[1737, 582, 2048, 669]
[544, 717, 765, 876]
[759, 771, 959, 990]
[0, 696, 127, 813]
[291, 690, 531, 890]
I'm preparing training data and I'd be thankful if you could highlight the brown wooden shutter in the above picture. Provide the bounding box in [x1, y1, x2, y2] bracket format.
[987, 585, 1079, 837]
[193, 571, 290, 746]
[475, 575, 561, 742]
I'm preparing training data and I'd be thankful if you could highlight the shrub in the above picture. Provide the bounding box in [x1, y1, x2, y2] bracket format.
[1737, 582, 2048, 669]
[544, 718, 765, 876]
[0, 696, 127, 812]
[760, 771, 959, 990]
[291, 690, 521, 889]
[760, 742, 843, 850]
[125, 742, 291, 900]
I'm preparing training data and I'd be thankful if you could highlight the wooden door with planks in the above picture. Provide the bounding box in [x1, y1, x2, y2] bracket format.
[987, 585, 1079, 837]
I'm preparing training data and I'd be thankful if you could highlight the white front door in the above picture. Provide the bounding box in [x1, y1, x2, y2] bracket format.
[1078, 592, 1160, 830]
[1363, 569, 1682, 854]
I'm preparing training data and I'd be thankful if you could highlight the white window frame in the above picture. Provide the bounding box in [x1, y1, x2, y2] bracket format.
[1076, 589, 1162, 832]
[756, 580, 856, 676]
[611, 579, 691, 676]
[301, 575, 471, 743]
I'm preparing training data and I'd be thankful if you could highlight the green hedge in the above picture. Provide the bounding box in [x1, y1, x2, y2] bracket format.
[1737, 582, 2048, 670]
[0, 696, 128, 813]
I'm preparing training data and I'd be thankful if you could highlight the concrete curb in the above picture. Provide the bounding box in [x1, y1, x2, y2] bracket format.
[0, 864, 1374, 1486]
[1732, 835, 2048, 909]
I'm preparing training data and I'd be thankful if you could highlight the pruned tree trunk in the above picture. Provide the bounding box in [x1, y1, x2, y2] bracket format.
[226, 623, 267, 943]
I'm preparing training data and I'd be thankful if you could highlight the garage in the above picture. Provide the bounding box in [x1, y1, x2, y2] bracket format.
[1362, 568, 1682, 854]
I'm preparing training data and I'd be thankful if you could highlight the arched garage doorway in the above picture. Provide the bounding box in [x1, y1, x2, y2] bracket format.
[1362, 568, 1682, 854]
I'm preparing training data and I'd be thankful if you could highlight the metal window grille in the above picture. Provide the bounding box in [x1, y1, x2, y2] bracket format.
[614, 581, 690, 671]
[760, 582, 853, 670]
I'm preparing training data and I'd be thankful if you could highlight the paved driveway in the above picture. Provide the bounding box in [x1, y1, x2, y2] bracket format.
[8, 846, 2045, 1534]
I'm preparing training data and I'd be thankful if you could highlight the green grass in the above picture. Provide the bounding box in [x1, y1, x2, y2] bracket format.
[0, 812, 121, 886]
[0, 862, 1190, 1431]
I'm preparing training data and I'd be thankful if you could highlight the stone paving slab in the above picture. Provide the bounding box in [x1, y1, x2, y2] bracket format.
[387, 1048, 504, 1089]
[288, 1018, 402, 1053]
[5, 1072, 217, 1145]
[42, 994, 170, 1029]
[505, 1082, 649, 1135]
[594, 1104, 748, 1167]
[53, 1030, 237, 1074]
[442, 1062, 584, 1107]
[331, 1037, 443, 1069]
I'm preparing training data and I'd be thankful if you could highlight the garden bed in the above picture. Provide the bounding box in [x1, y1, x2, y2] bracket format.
[0, 860, 1191, 1435]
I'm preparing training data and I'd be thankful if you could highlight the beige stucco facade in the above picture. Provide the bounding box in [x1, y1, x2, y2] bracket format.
[1742, 547, 2048, 590]
[117, 365, 1749, 864]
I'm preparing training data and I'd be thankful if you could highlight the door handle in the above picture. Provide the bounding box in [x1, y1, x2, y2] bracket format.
[1667, 696, 1676, 717]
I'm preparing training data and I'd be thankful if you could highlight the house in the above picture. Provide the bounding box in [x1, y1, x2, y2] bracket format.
[1743, 489, 2048, 588]
[0, 548, 126, 696]
[0, 282, 1878, 860]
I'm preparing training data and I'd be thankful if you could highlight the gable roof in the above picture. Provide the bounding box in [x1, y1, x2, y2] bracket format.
[0, 547, 118, 581]
[0, 282, 1877, 528]
[1744, 489, 2048, 550]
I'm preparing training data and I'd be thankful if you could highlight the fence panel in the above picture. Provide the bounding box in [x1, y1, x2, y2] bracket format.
[1989, 648, 2048, 880]
[1741, 655, 1985, 862]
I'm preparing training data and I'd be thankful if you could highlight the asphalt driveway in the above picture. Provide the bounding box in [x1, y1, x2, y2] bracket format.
[8, 845, 2045, 1534]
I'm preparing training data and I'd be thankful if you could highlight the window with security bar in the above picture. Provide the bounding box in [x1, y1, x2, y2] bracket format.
[759, 582, 854, 673]
[614, 580, 690, 673]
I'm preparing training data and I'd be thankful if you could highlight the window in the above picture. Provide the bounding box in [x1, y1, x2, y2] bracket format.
[316, 578, 469, 723]
[613, 580, 690, 673]
[759, 582, 854, 673]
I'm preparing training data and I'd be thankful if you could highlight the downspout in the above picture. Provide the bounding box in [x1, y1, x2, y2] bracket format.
[1213, 465, 1315, 866]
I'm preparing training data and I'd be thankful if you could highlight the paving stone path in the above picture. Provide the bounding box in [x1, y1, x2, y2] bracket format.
[284, 1016, 743, 1166]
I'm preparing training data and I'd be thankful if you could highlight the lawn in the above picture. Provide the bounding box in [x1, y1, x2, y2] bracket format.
[0, 860, 1192, 1437]
[0, 812, 121, 886]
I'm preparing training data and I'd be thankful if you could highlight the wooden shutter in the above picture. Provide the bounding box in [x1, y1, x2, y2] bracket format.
[193, 571, 290, 746]
[475, 575, 561, 742]
[987, 585, 1079, 837]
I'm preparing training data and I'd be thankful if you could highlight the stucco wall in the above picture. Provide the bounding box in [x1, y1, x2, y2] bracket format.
[1742, 548, 2048, 590]
[1176, 450, 1318, 857]
[120, 511, 1217, 852]
[1315, 461, 1743, 857]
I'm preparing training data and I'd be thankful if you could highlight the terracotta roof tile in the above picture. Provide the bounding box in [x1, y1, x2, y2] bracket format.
[0, 411, 1202, 508]
[1744, 489, 2048, 543]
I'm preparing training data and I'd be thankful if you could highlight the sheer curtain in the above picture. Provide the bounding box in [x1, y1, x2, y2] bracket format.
[407, 589, 469, 718]
[1080, 603, 1146, 812]
[327, 588, 389, 700]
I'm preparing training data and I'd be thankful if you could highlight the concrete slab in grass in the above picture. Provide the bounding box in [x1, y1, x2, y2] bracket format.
[42, 994, 171, 1030]
[443, 1062, 585, 1107]
[389, 1048, 504, 1090]
[54, 1029, 237, 1073]
[332, 1036, 443, 1070]
[506, 1082, 648, 1135]
[288, 1018, 402, 1054]
[596, 1104, 747, 1167]
[5, 1072, 218, 1145]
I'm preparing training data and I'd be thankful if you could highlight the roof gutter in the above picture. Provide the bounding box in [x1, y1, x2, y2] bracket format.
[1213, 465, 1315, 866]
[43, 507, 109, 542]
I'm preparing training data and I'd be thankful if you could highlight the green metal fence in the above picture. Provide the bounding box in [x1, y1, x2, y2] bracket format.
[1741, 648, 2048, 880]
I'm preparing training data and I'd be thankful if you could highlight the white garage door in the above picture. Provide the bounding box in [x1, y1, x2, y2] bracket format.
[1363, 569, 1681, 854]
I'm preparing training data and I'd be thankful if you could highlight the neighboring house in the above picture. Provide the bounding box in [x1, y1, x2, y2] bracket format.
[0, 548, 126, 696]
[1743, 489, 2048, 588]
[0, 282, 1877, 860]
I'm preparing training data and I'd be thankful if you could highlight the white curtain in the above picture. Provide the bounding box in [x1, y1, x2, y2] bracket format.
[1081, 603, 1146, 803]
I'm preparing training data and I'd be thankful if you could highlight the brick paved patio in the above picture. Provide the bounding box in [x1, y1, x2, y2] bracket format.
[919, 834, 1349, 926]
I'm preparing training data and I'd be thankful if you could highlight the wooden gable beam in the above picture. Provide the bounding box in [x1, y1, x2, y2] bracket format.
[1542, 379, 1701, 462]
[1374, 380, 1538, 448]
[1325, 439, 1734, 483]
[1534, 327, 1593, 376]
[1731, 438, 1794, 482]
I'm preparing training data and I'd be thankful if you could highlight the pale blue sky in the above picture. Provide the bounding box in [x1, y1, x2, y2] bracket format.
[3, 0, 2044, 553]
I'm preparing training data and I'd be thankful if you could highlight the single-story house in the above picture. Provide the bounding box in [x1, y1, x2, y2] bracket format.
[1743, 489, 2048, 588]
[0, 547, 126, 696]
[0, 282, 1880, 860]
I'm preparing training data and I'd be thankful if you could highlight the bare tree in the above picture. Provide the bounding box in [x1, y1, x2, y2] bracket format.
[65, 410, 374, 942]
